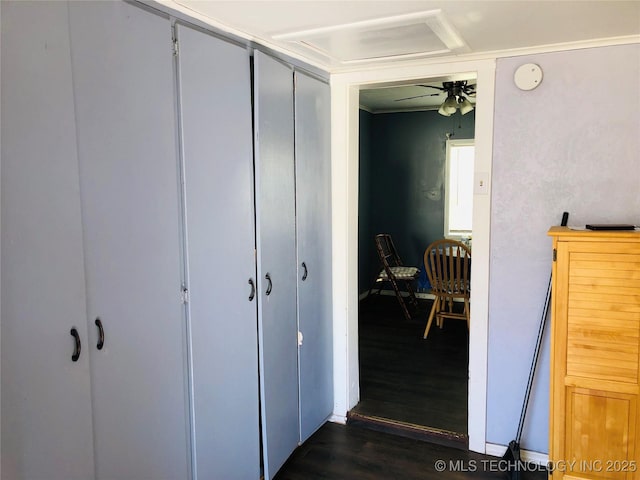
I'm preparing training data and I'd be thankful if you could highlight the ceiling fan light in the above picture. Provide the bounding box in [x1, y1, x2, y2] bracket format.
[438, 104, 451, 116]
[459, 96, 474, 115]
[442, 95, 458, 114]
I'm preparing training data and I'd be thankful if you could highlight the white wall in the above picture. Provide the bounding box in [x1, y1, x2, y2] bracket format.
[487, 43, 640, 453]
[331, 41, 640, 457]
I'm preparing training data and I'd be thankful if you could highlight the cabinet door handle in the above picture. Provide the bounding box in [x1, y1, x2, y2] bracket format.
[265, 273, 272, 296]
[95, 318, 104, 350]
[248, 278, 256, 301]
[301, 262, 308, 281]
[70, 328, 81, 362]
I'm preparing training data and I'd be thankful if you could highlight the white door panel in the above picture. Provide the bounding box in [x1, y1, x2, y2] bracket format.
[295, 72, 334, 442]
[69, 3, 189, 479]
[254, 51, 300, 480]
[1, 2, 95, 479]
[177, 23, 260, 480]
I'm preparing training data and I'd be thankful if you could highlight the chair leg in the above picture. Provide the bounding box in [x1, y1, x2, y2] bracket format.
[389, 277, 412, 321]
[440, 297, 455, 329]
[464, 298, 470, 330]
[366, 284, 376, 298]
[367, 273, 385, 298]
[423, 297, 439, 339]
[404, 280, 419, 307]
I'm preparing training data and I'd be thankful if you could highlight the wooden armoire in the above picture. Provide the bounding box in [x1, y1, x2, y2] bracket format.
[549, 226, 640, 480]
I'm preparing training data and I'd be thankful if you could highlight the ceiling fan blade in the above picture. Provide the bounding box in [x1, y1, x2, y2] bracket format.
[417, 84, 447, 92]
[394, 93, 440, 102]
[462, 85, 477, 95]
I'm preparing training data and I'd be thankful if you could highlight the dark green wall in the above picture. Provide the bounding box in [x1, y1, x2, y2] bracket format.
[358, 109, 475, 293]
[358, 110, 374, 292]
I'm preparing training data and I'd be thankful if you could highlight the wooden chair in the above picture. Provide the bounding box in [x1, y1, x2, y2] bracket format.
[369, 233, 420, 321]
[423, 239, 471, 339]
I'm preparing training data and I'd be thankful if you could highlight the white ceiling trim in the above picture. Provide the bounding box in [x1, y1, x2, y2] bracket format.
[271, 10, 444, 40]
[333, 35, 640, 75]
[271, 10, 468, 65]
[338, 49, 452, 66]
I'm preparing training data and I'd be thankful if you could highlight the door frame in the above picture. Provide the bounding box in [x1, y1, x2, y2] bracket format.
[329, 58, 496, 454]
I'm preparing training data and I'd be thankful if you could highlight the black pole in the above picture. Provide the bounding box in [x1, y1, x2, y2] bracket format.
[503, 212, 568, 480]
[515, 211, 568, 441]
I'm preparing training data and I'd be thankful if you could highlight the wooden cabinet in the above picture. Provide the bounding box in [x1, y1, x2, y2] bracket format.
[549, 227, 640, 480]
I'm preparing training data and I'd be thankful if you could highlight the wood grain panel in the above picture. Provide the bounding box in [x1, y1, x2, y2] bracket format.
[549, 229, 640, 480]
[569, 302, 640, 317]
[566, 250, 640, 383]
[571, 277, 640, 289]
[572, 269, 640, 282]
[564, 376, 639, 395]
[565, 388, 636, 480]
[571, 285, 640, 300]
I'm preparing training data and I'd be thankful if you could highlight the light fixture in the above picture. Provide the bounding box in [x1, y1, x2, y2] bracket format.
[394, 80, 476, 115]
[458, 96, 474, 115]
[437, 81, 474, 117]
[438, 104, 451, 116]
[442, 94, 458, 114]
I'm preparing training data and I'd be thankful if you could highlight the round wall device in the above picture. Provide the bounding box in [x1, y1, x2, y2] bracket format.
[514, 63, 543, 90]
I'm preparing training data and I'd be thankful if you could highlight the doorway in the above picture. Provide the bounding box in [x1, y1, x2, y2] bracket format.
[352, 78, 475, 442]
[329, 58, 496, 453]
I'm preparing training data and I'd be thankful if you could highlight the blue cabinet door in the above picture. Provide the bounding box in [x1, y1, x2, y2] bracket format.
[254, 51, 300, 480]
[176, 23, 260, 480]
[69, 3, 190, 479]
[294, 72, 334, 442]
[1, 3, 96, 478]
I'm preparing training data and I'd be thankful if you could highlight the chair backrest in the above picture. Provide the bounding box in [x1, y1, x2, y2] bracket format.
[374, 233, 403, 271]
[424, 239, 471, 299]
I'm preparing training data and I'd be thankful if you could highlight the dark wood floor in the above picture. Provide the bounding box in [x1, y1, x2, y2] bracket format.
[352, 294, 468, 433]
[274, 294, 544, 479]
[275, 422, 547, 480]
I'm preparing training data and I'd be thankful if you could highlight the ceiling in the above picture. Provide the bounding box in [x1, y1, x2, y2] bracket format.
[159, 1, 640, 111]
[164, 1, 640, 71]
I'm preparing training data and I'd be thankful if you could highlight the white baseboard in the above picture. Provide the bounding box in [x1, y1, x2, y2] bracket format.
[416, 292, 436, 300]
[328, 413, 347, 424]
[485, 443, 548, 466]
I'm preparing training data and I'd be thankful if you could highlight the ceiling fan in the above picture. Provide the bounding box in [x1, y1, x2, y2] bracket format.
[396, 80, 476, 116]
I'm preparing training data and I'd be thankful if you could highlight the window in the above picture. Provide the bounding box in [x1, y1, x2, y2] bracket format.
[445, 139, 475, 238]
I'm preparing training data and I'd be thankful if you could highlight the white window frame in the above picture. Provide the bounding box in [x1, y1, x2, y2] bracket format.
[444, 138, 475, 239]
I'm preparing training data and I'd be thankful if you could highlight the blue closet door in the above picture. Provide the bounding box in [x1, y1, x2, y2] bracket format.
[175, 23, 260, 480]
[1, 3, 96, 478]
[253, 51, 300, 480]
[69, 3, 190, 479]
[294, 72, 334, 442]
